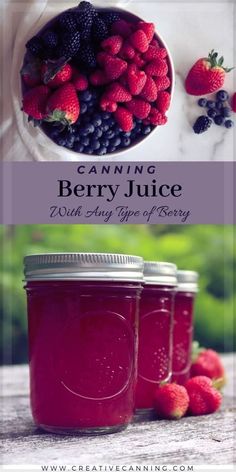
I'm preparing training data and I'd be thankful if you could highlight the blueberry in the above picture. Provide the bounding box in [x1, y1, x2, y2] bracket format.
[108, 145, 116, 153]
[100, 138, 109, 148]
[84, 146, 94, 154]
[90, 139, 100, 150]
[216, 101, 224, 110]
[80, 90, 92, 102]
[101, 123, 109, 132]
[91, 116, 102, 127]
[216, 90, 229, 102]
[121, 131, 131, 137]
[74, 135, 81, 143]
[80, 136, 90, 146]
[102, 112, 111, 120]
[93, 128, 103, 139]
[106, 117, 116, 127]
[207, 109, 218, 119]
[221, 107, 232, 118]
[80, 124, 95, 135]
[110, 137, 121, 147]
[121, 137, 131, 147]
[214, 115, 224, 126]
[225, 119, 234, 129]
[56, 137, 66, 146]
[80, 102, 88, 114]
[104, 129, 115, 139]
[96, 146, 107, 155]
[198, 98, 208, 107]
[135, 118, 143, 124]
[134, 124, 142, 134]
[74, 143, 84, 152]
[207, 100, 216, 109]
[142, 125, 152, 135]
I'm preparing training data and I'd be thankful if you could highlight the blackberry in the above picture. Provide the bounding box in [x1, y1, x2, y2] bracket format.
[77, 43, 96, 68]
[193, 116, 212, 134]
[101, 12, 121, 27]
[42, 30, 58, 48]
[77, 12, 93, 41]
[58, 31, 81, 58]
[92, 17, 109, 41]
[216, 90, 229, 102]
[58, 10, 78, 32]
[78, 1, 98, 19]
[26, 36, 43, 57]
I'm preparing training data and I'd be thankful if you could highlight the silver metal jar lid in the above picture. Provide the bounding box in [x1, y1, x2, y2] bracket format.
[144, 261, 177, 286]
[177, 270, 199, 293]
[24, 253, 144, 282]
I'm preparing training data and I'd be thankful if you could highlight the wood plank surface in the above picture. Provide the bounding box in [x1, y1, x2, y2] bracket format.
[0, 355, 235, 466]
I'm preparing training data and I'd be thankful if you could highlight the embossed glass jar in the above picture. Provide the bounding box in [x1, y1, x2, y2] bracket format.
[172, 271, 199, 385]
[24, 253, 143, 435]
[135, 262, 177, 413]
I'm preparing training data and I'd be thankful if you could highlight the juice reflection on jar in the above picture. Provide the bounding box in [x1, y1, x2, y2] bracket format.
[172, 270, 199, 385]
[24, 253, 144, 435]
[135, 261, 177, 416]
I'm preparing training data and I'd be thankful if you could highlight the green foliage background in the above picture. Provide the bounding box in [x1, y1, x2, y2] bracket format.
[0, 224, 235, 365]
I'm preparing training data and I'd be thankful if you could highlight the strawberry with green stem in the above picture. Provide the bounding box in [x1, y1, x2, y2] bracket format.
[46, 83, 80, 125]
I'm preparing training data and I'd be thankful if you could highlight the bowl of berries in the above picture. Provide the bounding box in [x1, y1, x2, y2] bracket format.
[19, 1, 174, 158]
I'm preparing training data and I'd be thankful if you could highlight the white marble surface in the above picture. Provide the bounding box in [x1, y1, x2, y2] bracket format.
[1, 0, 235, 161]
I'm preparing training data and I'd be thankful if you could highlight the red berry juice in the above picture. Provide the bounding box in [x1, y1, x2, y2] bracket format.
[172, 271, 198, 385]
[24, 253, 143, 434]
[135, 262, 177, 412]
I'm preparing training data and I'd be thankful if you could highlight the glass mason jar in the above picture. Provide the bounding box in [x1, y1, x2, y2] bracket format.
[135, 262, 177, 414]
[172, 270, 199, 385]
[24, 253, 144, 435]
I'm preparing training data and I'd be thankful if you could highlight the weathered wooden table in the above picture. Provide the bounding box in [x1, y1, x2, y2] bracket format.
[1, 355, 235, 466]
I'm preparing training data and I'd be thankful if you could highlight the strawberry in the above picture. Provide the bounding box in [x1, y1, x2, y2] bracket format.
[72, 71, 88, 91]
[41, 63, 72, 88]
[119, 42, 135, 60]
[114, 106, 134, 132]
[191, 349, 225, 383]
[154, 383, 189, 420]
[126, 98, 151, 119]
[105, 82, 131, 102]
[143, 45, 167, 62]
[46, 83, 80, 125]
[21, 60, 42, 88]
[154, 76, 171, 92]
[231, 92, 236, 112]
[100, 96, 117, 113]
[101, 35, 123, 55]
[90, 70, 109, 86]
[147, 107, 167, 125]
[185, 50, 233, 96]
[127, 64, 147, 95]
[185, 376, 222, 416]
[145, 58, 168, 77]
[140, 76, 158, 102]
[132, 53, 145, 68]
[137, 22, 155, 43]
[130, 30, 149, 53]
[111, 20, 132, 38]
[104, 56, 127, 80]
[156, 91, 171, 113]
[22, 85, 50, 120]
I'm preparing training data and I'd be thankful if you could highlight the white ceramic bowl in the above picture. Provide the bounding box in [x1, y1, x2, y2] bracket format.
[13, 5, 175, 161]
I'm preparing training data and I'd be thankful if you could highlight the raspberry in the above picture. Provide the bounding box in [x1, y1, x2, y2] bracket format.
[127, 64, 147, 96]
[114, 106, 134, 132]
[137, 22, 155, 43]
[154, 383, 189, 420]
[126, 98, 151, 119]
[140, 76, 158, 102]
[101, 35, 123, 55]
[185, 376, 222, 416]
[129, 30, 149, 53]
[105, 82, 131, 102]
[154, 76, 171, 92]
[90, 70, 108, 86]
[97, 52, 111, 67]
[145, 58, 168, 77]
[100, 97, 117, 113]
[156, 91, 171, 113]
[73, 71, 88, 91]
[143, 45, 167, 62]
[132, 53, 145, 68]
[104, 56, 127, 80]
[193, 116, 212, 134]
[232, 92, 236, 112]
[191, 349, 225, 381]
[111, 20, 132, 38]
[119, 42, 135, 60]
[148, 107, 167, 125]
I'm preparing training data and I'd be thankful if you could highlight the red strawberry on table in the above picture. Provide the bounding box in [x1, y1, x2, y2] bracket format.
[191, 348, 225, 384]
[185, 50, 233, 96]
[154, 383, 189, 420]
[46, 83, 80, 125]
[22, 85, 50, 120]
[185, 376, 222, 415]
[127, 64, 147, 95]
